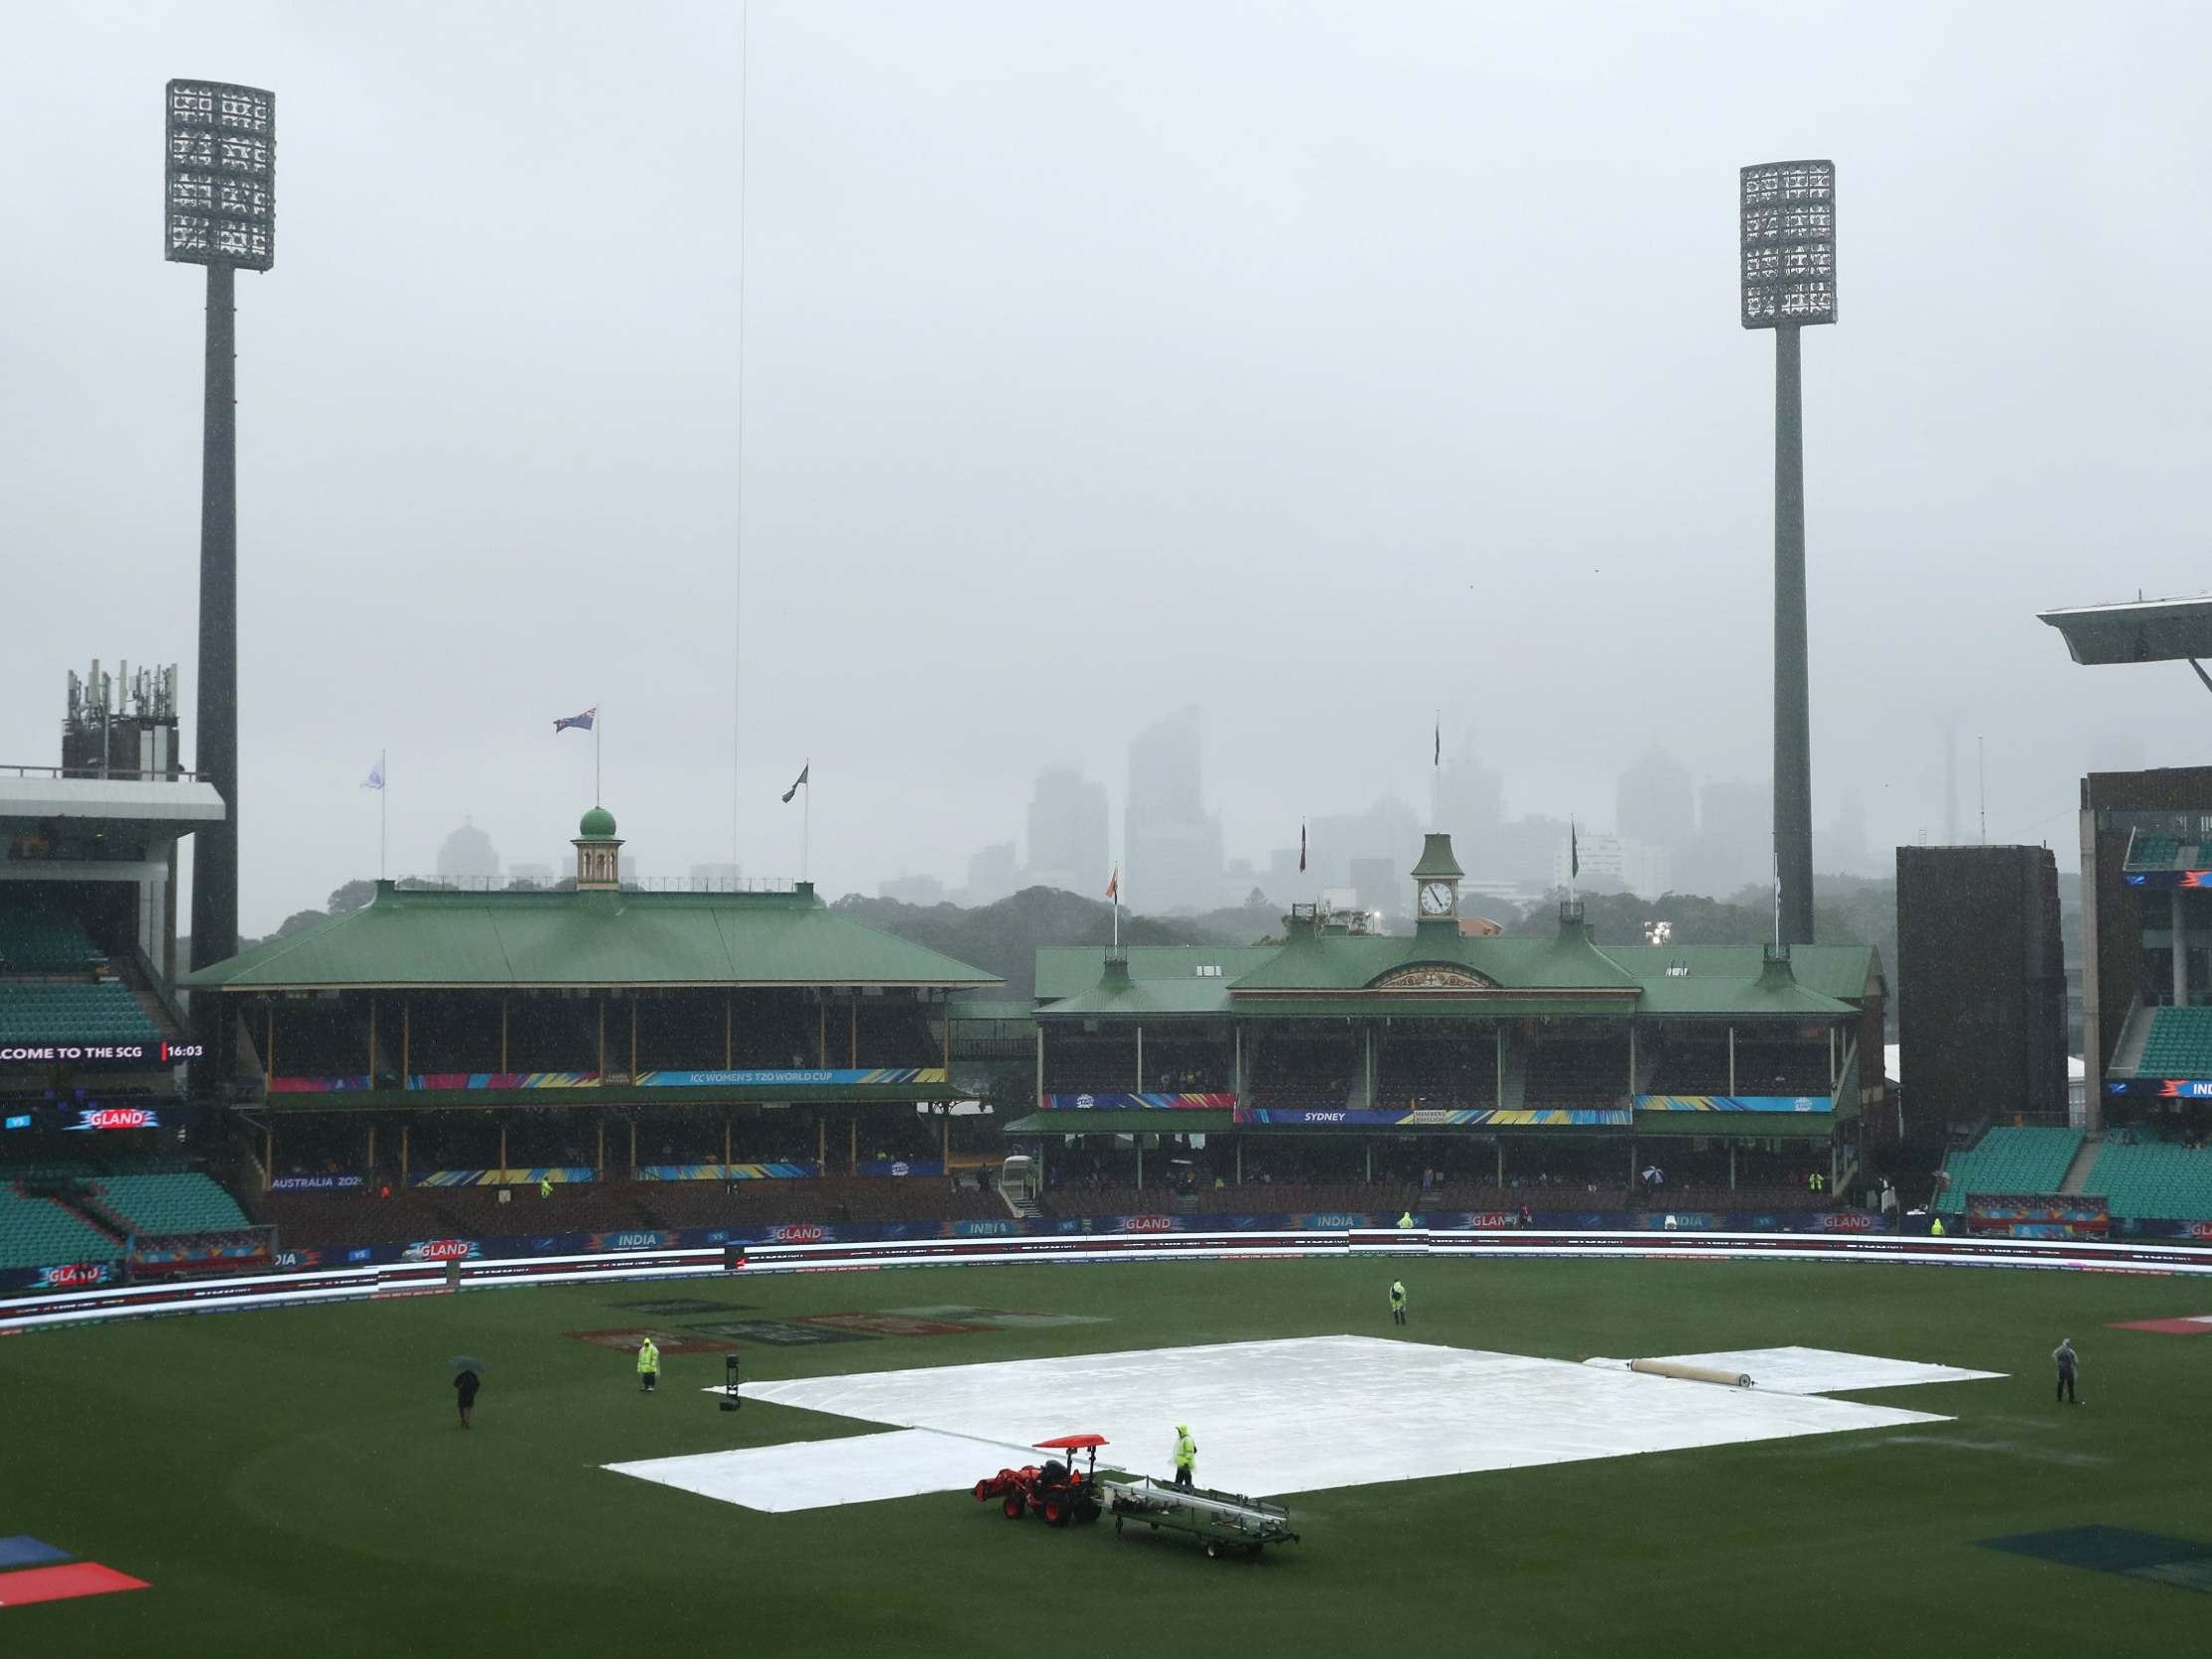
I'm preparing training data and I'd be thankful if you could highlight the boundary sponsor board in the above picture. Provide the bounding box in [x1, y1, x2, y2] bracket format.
[270, 1172, 364, 1191]
[1235, 1107, 1631, 1128]
[634, 1068, 946, 1088]
[7, 1226, 2212, 1332]
[1038, 1093, 1235, 1112]
[1965, 1193, 2110, 1239]
[406, 1072, 598, 1091]
[415, 1167, 595, 1187]
[635, 1162, 815, 1181]
[1636, 1095, 1832, 1113]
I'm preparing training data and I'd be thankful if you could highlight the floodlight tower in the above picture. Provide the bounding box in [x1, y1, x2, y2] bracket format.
[166, 80, 275, 971]
[1740, 160, 1836, 946]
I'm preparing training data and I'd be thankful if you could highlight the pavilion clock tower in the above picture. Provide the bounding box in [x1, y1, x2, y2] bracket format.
[1411, 833, 1464, 935]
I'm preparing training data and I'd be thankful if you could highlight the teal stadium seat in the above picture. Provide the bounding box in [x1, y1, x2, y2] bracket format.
[2124, 835, 2183, 872]
[0, 902, 104, 970]
[2138, 1007, 2212, 1077]
[91, 1173, 250, 1236]
[0, 1187, 124, 1271]
[0, 982, 160, 1046]
[1934, 1126, 2083, 1214]
[2083, 1139, 2212, 1222]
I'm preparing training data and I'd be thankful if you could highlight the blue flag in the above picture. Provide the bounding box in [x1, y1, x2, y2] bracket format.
[554, 707, 596, 734]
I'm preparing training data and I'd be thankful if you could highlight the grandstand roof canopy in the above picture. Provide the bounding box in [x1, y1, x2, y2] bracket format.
[2038, 593, 2212, 666]
[1034, 929, 1875, 1022]
[184, 879, 1001, 991]
[0, 774, 225, 830]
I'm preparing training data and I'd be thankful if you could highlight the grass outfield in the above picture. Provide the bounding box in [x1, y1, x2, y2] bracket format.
[3, 1257, 2206, 1656]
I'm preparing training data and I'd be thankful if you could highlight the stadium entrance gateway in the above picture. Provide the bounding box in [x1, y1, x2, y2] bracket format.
[1008, 834, 1880, 1202]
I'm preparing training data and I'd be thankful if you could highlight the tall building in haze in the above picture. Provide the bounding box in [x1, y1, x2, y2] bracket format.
[1024, 766, 1109, 895]
[1435, 737, 1505, 841]
[1125, 708, 1223, 914]
[1617, 750, 1694, 859]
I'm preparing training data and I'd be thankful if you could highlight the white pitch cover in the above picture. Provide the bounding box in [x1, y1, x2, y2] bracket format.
[604, 1336, 1973, 1513]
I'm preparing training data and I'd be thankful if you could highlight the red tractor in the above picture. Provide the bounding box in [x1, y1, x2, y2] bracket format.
[973, 1433, 1109, 1527]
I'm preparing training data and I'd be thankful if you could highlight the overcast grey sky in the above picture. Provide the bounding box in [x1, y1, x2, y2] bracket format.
[5, 1, 2209, 932]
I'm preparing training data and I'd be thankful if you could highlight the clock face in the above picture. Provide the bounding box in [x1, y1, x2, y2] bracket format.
[1418, 881, 1453, 916]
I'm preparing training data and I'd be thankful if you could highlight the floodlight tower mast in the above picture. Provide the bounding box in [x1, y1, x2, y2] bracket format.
[1740, 160, 1836, 946]
[166, 80, 275, 971]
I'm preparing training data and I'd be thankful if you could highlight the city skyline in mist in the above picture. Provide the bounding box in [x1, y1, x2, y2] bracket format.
[5, 3, 2206, 933]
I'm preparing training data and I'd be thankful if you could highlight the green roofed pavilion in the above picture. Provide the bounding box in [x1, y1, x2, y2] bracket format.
[186, 880, 999, 991]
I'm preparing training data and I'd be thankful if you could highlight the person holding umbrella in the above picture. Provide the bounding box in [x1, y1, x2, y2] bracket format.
[638, 1335, 661, 1394]
[451, 1357, 484, 1428]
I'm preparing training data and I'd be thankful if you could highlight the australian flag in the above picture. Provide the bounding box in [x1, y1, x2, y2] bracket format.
[554, 707, 596, 734]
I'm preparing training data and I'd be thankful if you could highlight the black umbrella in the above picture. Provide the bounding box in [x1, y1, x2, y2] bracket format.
[449, 1355, 487, 1374]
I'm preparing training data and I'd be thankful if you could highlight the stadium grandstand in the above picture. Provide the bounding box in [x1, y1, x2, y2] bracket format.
[176, 804, 1009, 1252]
[1006, 834, 1880, 1212]
[2077, 768, 2212, 1148]
[1, 663, 246, 1282]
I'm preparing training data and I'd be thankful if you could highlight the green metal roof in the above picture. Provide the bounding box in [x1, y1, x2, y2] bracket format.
[1624, 973, 1854, 1017]
[1034, 945, 1278, 1004]
[1226, 927, 1640, 995]
[187, 881, 1001, 991]
[1603, 942, 1881, 1006]
[1031, 933, 1880, 1021]
[1003, 1110, 1233, 1136]
[946, 998, 1039, 1024]
[1039, 977, 1241, 1019]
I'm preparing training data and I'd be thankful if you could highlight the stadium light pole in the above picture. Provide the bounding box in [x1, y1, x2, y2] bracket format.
[167, 80, 275, 973]
[1741, 160, 1835, 947]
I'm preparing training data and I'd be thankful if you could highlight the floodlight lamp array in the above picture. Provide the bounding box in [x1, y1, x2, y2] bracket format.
[165, 80, 276, 271]
[1739, 159, 1834, 328]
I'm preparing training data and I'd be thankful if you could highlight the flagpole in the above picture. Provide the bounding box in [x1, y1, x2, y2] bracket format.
[802, 770, 810, 885]
[594, 707, 602, 808]
[379, 748, 387, 881]
[1773, 835, 1782, 950]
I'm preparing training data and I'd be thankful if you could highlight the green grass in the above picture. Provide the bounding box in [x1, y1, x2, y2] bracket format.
[3, 1258, 2207, 1657]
